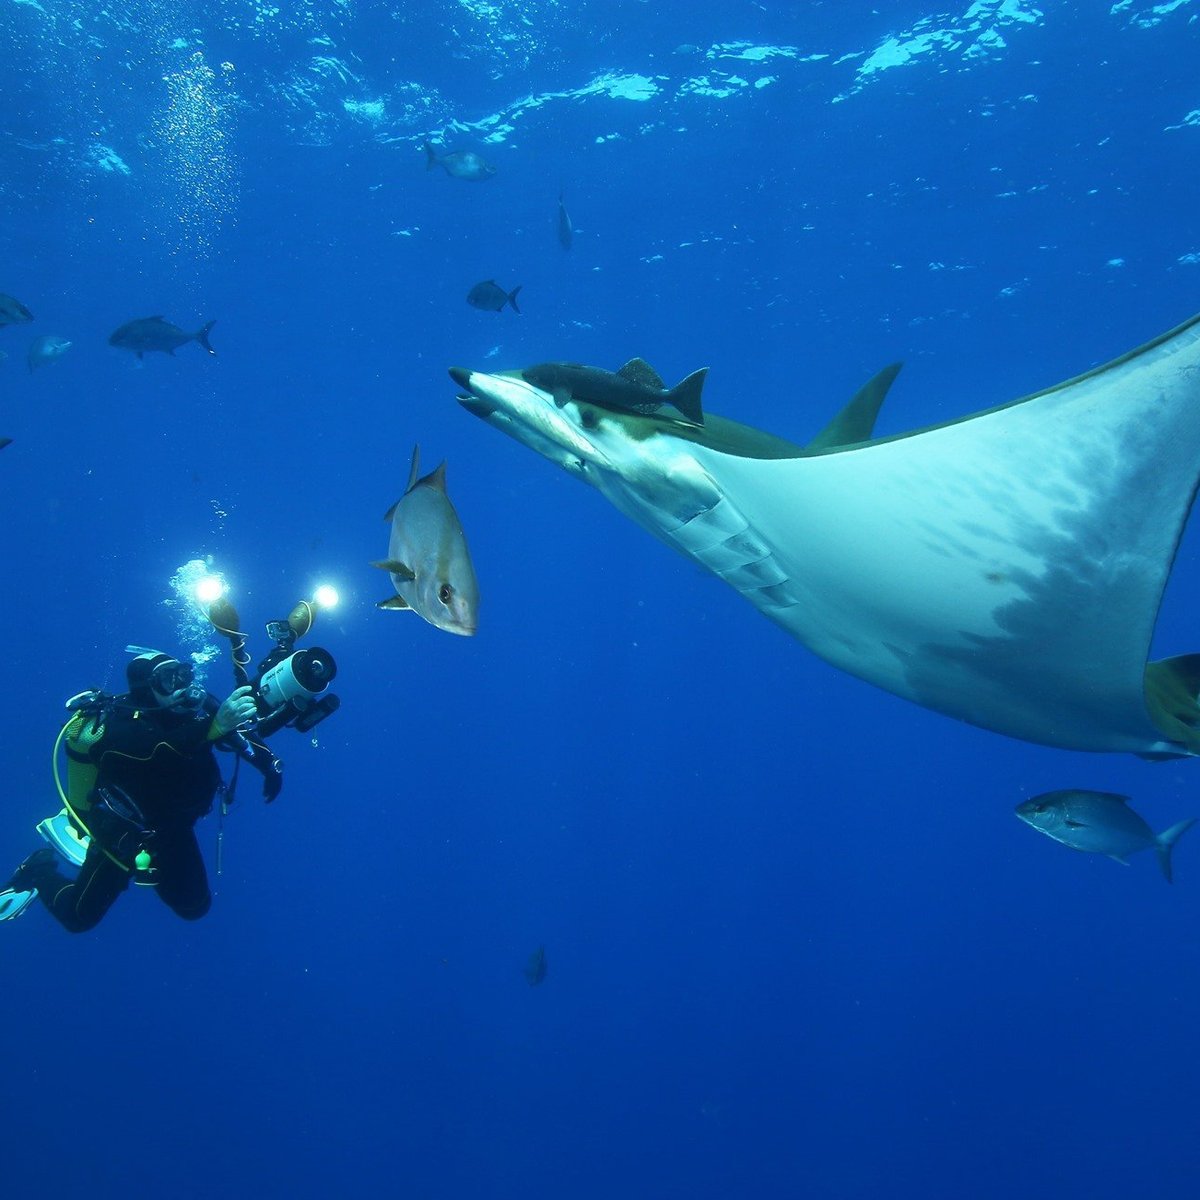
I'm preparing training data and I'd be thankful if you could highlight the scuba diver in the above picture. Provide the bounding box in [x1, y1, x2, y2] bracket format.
[0, 594, 339, 932]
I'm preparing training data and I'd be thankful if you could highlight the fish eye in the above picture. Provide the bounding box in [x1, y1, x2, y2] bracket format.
[438, 583, 454, 605]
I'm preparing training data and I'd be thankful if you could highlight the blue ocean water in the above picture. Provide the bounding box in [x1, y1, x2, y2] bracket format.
[2, 1, 1199, 1196]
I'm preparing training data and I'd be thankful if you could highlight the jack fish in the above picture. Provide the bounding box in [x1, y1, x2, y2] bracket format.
[1016, 789, 1196, 881]
[557, 192, 573, 250]
[0, 294, 33, 327]
[27, 334, 72, 373]
[524, 945, 547, 986]
[423, 141, 496, 181]
[109, 316, 216, 359]
[372, 446, 480, 636]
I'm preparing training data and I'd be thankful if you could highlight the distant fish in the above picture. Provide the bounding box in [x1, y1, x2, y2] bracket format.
[0, 437, 11, 450]
[1016, 789, 1196, 882]
[467, 280, 522, 314]
[524, 945, 547, 986]
[27, 334, 72, 373]
[372, 445, 480, 636]
[557, 192, 573, 250]
[109, 316, 216, 360]
[521, 357, 707, 425]
[0, 294, 34, 327]
[423, 141, 496, 181]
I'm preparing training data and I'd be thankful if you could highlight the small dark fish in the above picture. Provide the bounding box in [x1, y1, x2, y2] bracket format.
[467, 280, 522, 314]
[109, 316, 216, 360]
[1016, 789, 1197, 882]
[521, 357, 707, 425]
[423, 141, 496, 181]
[524, 945, 547, 987]
[557, 191, 573, 250]
[27, 334, 72, 373]
[0, 294, 34, 327]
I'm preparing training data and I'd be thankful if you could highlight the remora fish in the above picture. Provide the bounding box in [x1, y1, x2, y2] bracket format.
[450, 313, 1200, 758]
[557, 192, 573, 250]
[467, 280, 522, 314]
[1016, 790, 1196, 881]
[109, 316, 216, 359]
[524, 945, 547, 986]
[27, 334, 72, 373]
[372, 446, 480, 636]
[0, 294, 33, 327]
[521, 358, 707, 426]
[423, 141, 496, 181]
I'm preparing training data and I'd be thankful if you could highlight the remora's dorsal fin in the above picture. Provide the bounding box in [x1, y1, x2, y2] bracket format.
[807, 362, 903, 451]
[617, 357, 666, 390]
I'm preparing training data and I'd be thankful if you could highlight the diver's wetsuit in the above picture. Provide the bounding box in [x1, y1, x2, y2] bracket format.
[24, 694, 224, 933]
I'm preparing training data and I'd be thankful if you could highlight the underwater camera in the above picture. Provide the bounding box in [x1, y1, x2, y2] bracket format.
[205, 592, 341, 738]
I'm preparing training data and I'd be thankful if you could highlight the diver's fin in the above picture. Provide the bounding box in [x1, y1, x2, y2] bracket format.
[371, 559, 416, 580]
[807, 362, 903, 451]
[36, 809, 89, 868]
[0, 887, 37, 922]
[377, 595, 411, 610]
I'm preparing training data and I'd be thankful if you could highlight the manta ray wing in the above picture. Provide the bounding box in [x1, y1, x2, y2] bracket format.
[452, 314, 1200, 756]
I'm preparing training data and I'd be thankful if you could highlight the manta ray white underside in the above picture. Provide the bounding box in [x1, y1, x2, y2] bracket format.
[451, 314, 1200, 757]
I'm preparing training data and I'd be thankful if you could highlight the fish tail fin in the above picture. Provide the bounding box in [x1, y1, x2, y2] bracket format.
[195, 320, 217, 356]
[507, 286, 522, 314]
[1155, 817, 1197, 883]
[423, 141, 437, 170]
[668, 367, 708, 425]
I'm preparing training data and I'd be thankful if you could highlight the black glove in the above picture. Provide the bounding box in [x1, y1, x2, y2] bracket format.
[263, 757, 283, 803]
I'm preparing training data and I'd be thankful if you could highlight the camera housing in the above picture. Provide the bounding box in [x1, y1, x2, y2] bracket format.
[207, 594, 341, 739]
[251, 644, 340, 738]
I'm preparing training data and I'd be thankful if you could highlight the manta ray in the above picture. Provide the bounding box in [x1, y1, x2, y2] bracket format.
[450, 313, 1200, 758]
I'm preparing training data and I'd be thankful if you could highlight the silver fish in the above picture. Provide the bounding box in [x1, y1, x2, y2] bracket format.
[423, 141, 496, 181]
[372, 446, 480, 636]
[1016, 790, 1196, 881]
[27, 334, 72, 373]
